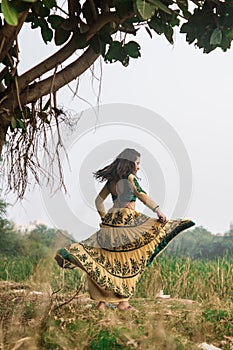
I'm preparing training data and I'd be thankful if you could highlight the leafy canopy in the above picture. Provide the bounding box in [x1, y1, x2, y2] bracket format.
[1, 0, 233, 197]
[1, 0, 233, 69]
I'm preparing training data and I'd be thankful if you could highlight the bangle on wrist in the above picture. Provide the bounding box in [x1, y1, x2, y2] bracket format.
[153, 205, 159, 212]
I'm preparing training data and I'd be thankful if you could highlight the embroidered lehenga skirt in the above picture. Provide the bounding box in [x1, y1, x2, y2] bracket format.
[55, 208, 194, 302]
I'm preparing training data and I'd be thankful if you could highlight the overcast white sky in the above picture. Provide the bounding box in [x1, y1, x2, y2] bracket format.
[4, 19, 233, 237]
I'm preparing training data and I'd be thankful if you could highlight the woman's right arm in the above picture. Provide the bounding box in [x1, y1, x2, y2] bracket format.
[128, 174, 167, 222]
[95, 183, 110, 219]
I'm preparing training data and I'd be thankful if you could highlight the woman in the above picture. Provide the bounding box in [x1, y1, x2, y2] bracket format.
[55, 148, 194, 310]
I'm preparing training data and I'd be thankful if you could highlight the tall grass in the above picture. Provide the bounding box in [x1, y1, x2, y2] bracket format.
[0, 255, 36, 281]
[1, 254, 233, 350]
[1, 254, 232, 302]
[136, 256, 233, 301]
[0, 254, 82, 291]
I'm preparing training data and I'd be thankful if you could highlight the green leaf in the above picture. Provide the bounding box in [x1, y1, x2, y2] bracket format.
[115, 0, 133, 19]
[55, 26, 71, 45]
[32, 2, 50, 17]
[210, 28, 222, 45]
[176, 0, 188, 11]
[31, 16, 41, 29]
[33, 16, 53, 43]
[41, 25, 53, 43]
[4, 70, 12, 86]
[150, 0, 172, 14]
[226, 28, 233, 40]
[22, 106, 31, 119]
[22, 0, 37, 3]
[11, 117, 17, 129]
[42, 0, 57, 9]
[120, 21, 138, 35]
[101, 42, 107, 57]
[176, 0, 190, 19]
[220, 36, 231, 52]
[164, 24, 173, 44]
[61, 17, 76, 31]
[48, 15, 64, 29]
[134, 0, 156, 20]
[79, 22, 89, 34]
[90, 35, 102, 54]
[90, 33, 110, 56]
[169, 13, 180, 27]
[2, 55, 12, 66]
[13, 106, 30, 119]
[124, 41, 141, 58]
[104, 41, 130, 66]
[99, 26, 112, 45]
[121, 55, 129, 67]
[25, 12, 35, 22]
[104, 41, 122, 62]
[9, 45, 17, 58]
[1, 0, 18, 26]
[36, 17, 48, 30]
[17, 119, 26, 130]
[149, 17, 165, 35]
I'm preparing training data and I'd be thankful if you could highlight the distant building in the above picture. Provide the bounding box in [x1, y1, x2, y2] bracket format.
[15, 220, 45, 234]
[215, 232, 224, 236]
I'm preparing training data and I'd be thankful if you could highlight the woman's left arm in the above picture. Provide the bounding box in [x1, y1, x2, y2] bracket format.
[95, 183, 110, 219]
[128, 174, 167, 223]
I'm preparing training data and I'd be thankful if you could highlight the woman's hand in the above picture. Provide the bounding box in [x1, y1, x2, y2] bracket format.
[156, 209, 167, 223]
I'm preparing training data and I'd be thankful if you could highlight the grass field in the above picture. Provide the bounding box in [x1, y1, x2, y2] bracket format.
[0, 254, 233, 350]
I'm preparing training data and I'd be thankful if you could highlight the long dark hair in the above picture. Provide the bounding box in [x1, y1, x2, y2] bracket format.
[93, 148, 140, 182]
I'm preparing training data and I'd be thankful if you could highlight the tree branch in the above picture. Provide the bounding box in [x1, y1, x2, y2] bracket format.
[18, 10, 135, 91]
[0, 10, 29, 62]
[89, 0, 98, 21]
[0, 117, 8, 157]
[68, 0, 76, 17]
[19, 47, 100, 106]
[18, 35, 79, 91]
[0, 8, 135, 156]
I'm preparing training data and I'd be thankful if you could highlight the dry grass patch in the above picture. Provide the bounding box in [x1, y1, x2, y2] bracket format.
[0, 282, 214, 350]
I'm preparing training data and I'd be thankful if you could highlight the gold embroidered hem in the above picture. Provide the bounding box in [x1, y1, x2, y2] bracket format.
[55, 208, 195, 300]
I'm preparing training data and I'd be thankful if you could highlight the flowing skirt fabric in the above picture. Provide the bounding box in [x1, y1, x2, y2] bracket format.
[55, 208, 194, 301]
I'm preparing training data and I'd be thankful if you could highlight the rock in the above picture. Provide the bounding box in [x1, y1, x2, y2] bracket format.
[198, 342, 221, 350]
[156, 290, 170, 299]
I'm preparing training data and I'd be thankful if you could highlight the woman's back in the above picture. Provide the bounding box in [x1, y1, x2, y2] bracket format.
[107, 175, 147, 209]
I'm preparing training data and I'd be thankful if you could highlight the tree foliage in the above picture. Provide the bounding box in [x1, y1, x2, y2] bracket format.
[167, 226, 233, 259]
[1, 198, 232, 261]
[0, 199, 73, 257]
[0, 199, 23, 255]
[0, 0, 233, 196]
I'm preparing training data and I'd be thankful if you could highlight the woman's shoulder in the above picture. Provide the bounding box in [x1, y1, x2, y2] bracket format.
[127, 174, 139, 186]
[127, 175, 147, 194]
[127, 173, 135, 181]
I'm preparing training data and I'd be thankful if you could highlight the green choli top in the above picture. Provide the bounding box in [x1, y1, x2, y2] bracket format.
[107, 176, 146, 203]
